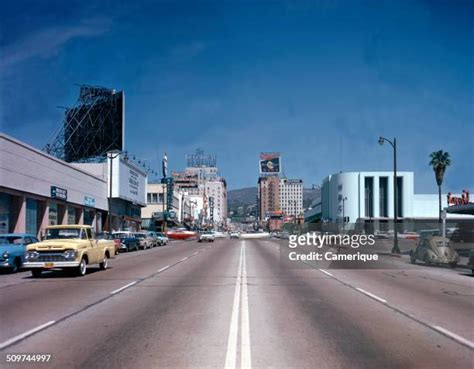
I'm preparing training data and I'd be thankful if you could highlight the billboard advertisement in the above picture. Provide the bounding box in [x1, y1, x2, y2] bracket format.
[110, 155, 147, 206]
[259, 152, 281, 174]
[64, 87, 124, 162]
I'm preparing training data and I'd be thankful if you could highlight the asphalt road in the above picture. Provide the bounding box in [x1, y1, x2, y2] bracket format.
[0, 238, 473, 369]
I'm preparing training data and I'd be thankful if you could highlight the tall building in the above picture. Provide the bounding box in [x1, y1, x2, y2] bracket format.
[172, 149, 227, 227]
[280, 178, 303, 216]
[258, 176, 281, 220]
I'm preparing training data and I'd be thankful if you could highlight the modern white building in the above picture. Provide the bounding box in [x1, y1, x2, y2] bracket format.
[280, 178, 304, 216]
[309, 171, 469, 226]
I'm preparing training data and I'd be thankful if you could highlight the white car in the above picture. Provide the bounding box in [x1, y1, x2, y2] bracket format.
[198, 232, 215, 242]
[230, 232, 240, 239]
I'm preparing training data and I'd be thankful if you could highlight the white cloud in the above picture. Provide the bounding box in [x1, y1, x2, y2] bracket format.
[0, 17, 111, 69]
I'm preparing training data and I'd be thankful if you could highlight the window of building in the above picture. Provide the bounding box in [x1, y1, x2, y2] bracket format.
[396, 176, 403, 217]
[364, 177, 374, 218]
[379, 177, 388, 217]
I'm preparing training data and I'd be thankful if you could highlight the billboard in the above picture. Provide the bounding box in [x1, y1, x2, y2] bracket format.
[109, 155, 147, 206]
[64, 87, 124, 162]
[259, 152, 281, 174]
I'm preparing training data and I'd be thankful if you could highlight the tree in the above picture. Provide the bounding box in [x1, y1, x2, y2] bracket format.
[429, 150, 451, 222]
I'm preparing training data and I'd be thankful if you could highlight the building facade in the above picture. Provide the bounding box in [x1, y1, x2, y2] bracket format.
[258, 176, 281, 220]
[306, 171, 469, 226]
[0, 134, 108, 236]
[280, 178, 303, 217]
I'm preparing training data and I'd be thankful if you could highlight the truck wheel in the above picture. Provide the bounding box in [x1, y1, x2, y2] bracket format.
[75, 258, 87, 276]
[99, 256, 108, 270]
[31, 269, 42, 278]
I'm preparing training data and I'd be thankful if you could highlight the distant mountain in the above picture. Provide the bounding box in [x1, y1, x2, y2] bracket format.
[228, 187, 257, 207]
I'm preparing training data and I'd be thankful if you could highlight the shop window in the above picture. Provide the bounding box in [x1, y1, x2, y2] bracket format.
[49, 202, 58, 225]
[68, 206, 77, 224]
[26, 199, 39, 235]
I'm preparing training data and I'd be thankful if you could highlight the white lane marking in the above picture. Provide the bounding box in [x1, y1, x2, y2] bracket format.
[432, 325, 474, 350]
[319, 269, 333, 277]
[356, 288, 387, 304]
[180, 257, 188, 261]
[193, 252, 199, 255]
[0, 321, 56, 350]
[241, 241, 252, 368]
[157, 265, 170, 273]
[110, 281, 137, 295]
[224, 243, 243, 369]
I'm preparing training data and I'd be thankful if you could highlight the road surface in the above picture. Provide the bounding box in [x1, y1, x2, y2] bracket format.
[0, 238, 473, 368]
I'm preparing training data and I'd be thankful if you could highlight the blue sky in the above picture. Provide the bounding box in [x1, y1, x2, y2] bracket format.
[0, 0, 472, 192]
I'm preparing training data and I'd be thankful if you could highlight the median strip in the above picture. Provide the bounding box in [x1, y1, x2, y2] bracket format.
[110, 281, 138, 295]
[0, 321, 56, 350]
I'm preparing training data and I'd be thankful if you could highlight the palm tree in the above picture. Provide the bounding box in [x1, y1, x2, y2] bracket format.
[429, 150, 451, 222]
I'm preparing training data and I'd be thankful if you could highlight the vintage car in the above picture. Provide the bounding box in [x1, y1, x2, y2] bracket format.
[0, 233, 39, 273]
[410, 235, 459, 267]
[112, 231, 139, 252]
[134, 231, 155, 249]
[24, 225, 115, 277]
[156, 232, 169, 246]
[198, 231, 215, 243]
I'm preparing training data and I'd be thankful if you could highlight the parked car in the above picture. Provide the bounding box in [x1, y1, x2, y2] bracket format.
[198, 231, 215, 243]
[24, 225, 115, 277]
[156, 232, 169, 246]
[0, 233, 39, 273]
[410, 235, 459, 267]
[113, 232, 139, 252]
[134, 232, 154, 249]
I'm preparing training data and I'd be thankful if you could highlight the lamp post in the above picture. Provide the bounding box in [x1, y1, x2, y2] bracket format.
[107, 150, 125, 233]
[378, 137, 400, 254]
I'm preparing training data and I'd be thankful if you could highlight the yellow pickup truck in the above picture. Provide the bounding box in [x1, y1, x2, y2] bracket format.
[24, 225, 115, 278]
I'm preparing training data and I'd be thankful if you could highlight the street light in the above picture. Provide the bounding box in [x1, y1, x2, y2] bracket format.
[378, 137, 400, 254]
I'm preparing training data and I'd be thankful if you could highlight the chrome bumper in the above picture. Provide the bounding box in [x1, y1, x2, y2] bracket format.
[23, 261, 80, 268]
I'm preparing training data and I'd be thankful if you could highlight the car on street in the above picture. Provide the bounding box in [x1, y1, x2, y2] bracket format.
[134, 231, 154, 249]
[410, 235, 459, 267]
[24, 225, 115, 277]
[113, 232, 140, 252]
[156, 232, 169, 246]
[198, 231, 215, 243]
[229, 231, 240, 239]
[0, 233, 39, 273]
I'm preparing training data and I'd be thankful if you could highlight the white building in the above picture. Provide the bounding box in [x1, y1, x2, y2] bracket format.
[205, 179, 227, 225]
[280, 178, 303, 216]
[316, 171, 469, 225]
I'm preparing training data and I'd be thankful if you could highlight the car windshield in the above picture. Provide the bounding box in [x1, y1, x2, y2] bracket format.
[45, 228, 81, 239]
[157, 233, 164, 237]
[435, 240, 450, 247]
[0, 236, 24, 245]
